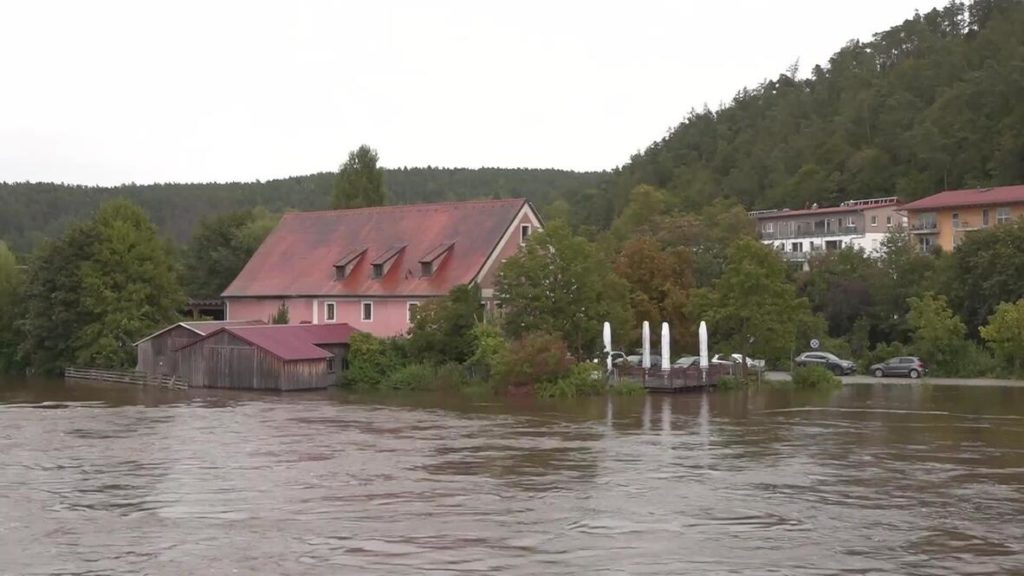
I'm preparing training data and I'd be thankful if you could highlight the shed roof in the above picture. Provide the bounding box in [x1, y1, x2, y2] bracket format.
[222, 198, 533, 298]
[179, 323, 359, 361]
[133, 320, 265, 346]
[902, 184, 1024, 211]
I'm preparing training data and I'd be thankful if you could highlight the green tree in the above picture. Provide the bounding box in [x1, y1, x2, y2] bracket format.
[690, 239, 813, 365]
[906, 292, 978, 376]
[20, 200, 184, 372]
[797, 247, 883, 338]
[406, 284, 484, 365]
[613, 237, 694, 351]
[951, 218, 1024, 333]
[270, 302, 290, 324]
[332, 145, 385, 209]
[496, 221, 631, 358]
[184, 208, 280, 299]
[0, 241, 25, 373]
[979, 298, 1024, 376]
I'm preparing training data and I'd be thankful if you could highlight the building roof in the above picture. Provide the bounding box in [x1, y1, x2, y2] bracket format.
[222, 198, 534, 298]
[179, 323, 359, 361]
[752, 197, 902, 220]
[902, 184, 1024, 211]
[133, 320, 265, 346]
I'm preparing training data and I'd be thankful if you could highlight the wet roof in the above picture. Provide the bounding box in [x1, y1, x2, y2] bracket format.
[179, 323, 359, 361]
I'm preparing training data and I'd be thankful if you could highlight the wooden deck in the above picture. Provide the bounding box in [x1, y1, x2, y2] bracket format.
[613, 364, 732, 393]
[64, 366, 189, 390]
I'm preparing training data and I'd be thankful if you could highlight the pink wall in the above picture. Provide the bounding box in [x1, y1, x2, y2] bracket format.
[478, 210, 538, 290]
[226, 297, 421, 337]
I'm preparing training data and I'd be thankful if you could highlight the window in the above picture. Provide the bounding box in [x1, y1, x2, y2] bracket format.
[371, 263, 384, 279]
[997, 207, 1011, 224]
[952, 212, 961, 229]
[407, 302, 420, 322]
[335, 265, 347, 280]
[870, 215, 878, 226]
[520, 224, 532, 244]
[327, 357, 336, 374]
[420, 261, 433, 277]
[790, 242, 803, 253]
[325, 301, 336, 322]
[762, 222, 774, 233]
[886, 215, 893, 227]
[983, 209, 990, 227]
[361, 301, 373, 322]
[847, 217, 855, 227]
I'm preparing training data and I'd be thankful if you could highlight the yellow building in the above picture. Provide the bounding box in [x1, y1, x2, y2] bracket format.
[902, 184, 1024, 251]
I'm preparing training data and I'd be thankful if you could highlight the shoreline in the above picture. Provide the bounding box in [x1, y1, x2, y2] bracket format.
[763, 371, 1024, 388]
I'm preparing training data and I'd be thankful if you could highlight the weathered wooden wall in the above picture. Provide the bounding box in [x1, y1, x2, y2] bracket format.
[137, 325, 202, 376]
[176, 331, 333, 390]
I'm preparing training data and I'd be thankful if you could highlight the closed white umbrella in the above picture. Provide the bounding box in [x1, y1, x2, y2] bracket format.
[699, 321, 709, 370]
[661, 322, 671, 371]
[642, 321, 651, 369]
[603, 322, 612, 372]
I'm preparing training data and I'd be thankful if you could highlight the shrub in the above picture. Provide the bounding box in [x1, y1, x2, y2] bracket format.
[380, 362, 437, 391]
[535, 362, 606, 399]
[980, 299, 1024, 377]
[464, 322, 507, 381]
[791, 366, 841, 389]
[715, 375, 744, 390]
[861, 341, 908, 372]
[345, 332, 406, 389]
[608, 380, 645, 396]
[492, 332, 573, 391]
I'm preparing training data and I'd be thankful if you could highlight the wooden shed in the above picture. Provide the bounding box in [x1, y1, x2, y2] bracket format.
[175, 323, 358, 391]
[134, 320, 265, 376]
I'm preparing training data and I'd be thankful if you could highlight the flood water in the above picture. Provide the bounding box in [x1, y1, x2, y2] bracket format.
[1, 377, 1023, 575]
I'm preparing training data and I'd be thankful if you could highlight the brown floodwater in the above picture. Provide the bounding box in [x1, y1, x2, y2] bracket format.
[1, 376, 1023, 575]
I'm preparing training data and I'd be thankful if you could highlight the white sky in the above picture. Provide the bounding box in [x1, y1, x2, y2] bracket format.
[0, 0, 943, 186]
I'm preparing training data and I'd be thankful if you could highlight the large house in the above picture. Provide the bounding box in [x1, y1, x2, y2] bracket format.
[902, 184, 1024, 252]
[222, 198, 543, 336]
[750, 197, 906, 262]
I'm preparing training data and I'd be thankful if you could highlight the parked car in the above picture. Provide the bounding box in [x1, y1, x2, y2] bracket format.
[869, 357, 927, 379]
[794, 351, 857, 375]
[711, 353, 766, 372]
[673, 355, 700, 368]
[592, 351, 628, 366]
[626, 354, 662, 367]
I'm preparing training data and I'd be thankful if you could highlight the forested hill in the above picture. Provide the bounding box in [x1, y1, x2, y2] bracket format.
[582, 0, 1024, 230]
[0, 167, 603, 254]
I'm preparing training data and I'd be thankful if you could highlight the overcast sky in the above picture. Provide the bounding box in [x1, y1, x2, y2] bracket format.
[0, 0, 943, 186]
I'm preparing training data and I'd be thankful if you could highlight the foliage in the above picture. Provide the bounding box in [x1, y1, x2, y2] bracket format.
[406, 284, 484, 365]
[613, 237, 693, 351]
[951, 219, 1024, 333]
[496, 221, 632, 358]
[714, 375, 744, 390]
[979, 298, 1024, 376]
[535, 362, 606, 399]
[861, 341, 909, 372]
[332, 145, 386, 209]
[690, 239, 814, 366]
[491, 332, 573, 391]
[344, 332, 406, 389]
[19, 200, 184, 373]
[0, 242, 25, 373]
[608, 380, 645, 396]
[464, 322, 507, 381]
[183, 208, 279, 299]
[797, 248, 883, 338]
[270, 302, 289, 325]
[906, 292, 992, 377]
[379, 362, 471, 392]
[791, 366, 842, 389]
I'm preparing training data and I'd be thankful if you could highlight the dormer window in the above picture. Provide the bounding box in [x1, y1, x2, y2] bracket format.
[418, 241, 453, 278]
[372, 263, 384, 279]
[421, 261, 434, 277]
[370, 244, 407, 280]
[334, 247, 367, 280]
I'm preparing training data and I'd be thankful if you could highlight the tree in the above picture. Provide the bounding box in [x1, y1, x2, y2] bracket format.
[979, 298, 1024, 376]
[689, 239, 813, 365]
[613, 237, 694, 351]
[406, 284, 485, 365]
[496, 221, 631, 358]
[20, 200, 184, 372]
[183, 208, 280, 299]
[951, 218, 1024, 333]
[797, 247, 883, 338]
[332, 145, 385, 209]
[0, 241, 24, 373]
[270, 301, 290, 324]
[906, 292, 978, 376]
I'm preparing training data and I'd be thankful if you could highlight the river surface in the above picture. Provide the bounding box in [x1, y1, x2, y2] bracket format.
[1, 377, 1023, 575]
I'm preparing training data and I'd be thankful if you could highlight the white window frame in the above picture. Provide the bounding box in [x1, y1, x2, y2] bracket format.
[870, 215, 878, 226]
[762, 222, 774, 233]
[886, 215, 893, 227]
[847, 217, 855, 227]
[997, 207, 1011, 224]
[324, 301, 336, 323]
[407, 301, 420, 323]
[520, 223, 532, 245]
[361, 301, 373, 322]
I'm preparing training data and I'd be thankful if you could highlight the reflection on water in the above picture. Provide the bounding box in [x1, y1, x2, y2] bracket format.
[1, 376, 1023, 575]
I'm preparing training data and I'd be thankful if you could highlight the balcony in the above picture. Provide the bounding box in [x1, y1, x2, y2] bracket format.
[760, 226, 862, 241]
[910, 222, 938, 234]
[953, 220, 979, 231]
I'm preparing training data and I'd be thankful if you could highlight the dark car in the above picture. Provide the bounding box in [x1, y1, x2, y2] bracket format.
[869, 356, 927, 379]
[794, 351, 857, 375]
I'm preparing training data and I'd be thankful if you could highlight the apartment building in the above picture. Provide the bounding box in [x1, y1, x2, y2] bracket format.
[902, 184, 1024, 252]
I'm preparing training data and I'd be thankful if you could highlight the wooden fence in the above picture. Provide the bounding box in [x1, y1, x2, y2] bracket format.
[64, 366, 189, 390]
[613, 363, 733, 392]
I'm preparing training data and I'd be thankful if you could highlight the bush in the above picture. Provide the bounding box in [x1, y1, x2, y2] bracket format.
[535, 362, 606, 399]
[861, 341, 908, 372]
[980, 299, 1024, 377]
[345, 332, 407, 389]
[791, 366, 841, 389]
[464, 322, 507, 381]
[715, 375, 744, 390]
[379, 362, 471, 392]
[492, 332, 573, 391]
[608, 380, 645, 396]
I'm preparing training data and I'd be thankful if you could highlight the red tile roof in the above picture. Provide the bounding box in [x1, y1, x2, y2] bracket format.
[179, 323, 359, 361]
[222, 198, 532, 298]
[903, 185, 1024, 211]
[133, 320, 265, 346]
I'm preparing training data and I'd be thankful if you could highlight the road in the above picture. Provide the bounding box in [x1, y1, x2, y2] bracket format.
[763, 371, 1024, 388]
